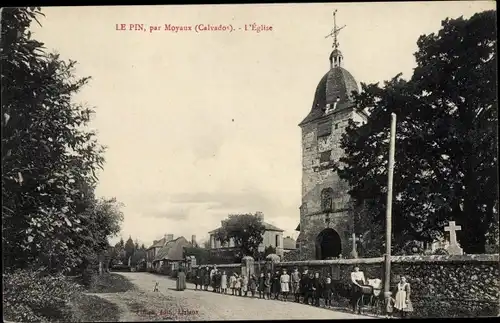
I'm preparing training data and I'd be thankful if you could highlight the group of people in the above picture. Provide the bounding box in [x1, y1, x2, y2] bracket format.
[191, 265, 413, 318]
[350, 266, 413, 318]
[192, 265, 341, 307]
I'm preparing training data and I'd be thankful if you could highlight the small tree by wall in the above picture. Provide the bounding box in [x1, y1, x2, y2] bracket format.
[215, 213, 266, 258]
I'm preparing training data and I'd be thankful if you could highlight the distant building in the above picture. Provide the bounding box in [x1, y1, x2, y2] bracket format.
[283, 236, 297, 253]
[146, 234, 197, 270]
[152, 236, 194, 274]
[208, 212, 285, 256]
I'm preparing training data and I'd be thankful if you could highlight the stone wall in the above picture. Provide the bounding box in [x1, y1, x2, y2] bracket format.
[189, 254, 499, 318]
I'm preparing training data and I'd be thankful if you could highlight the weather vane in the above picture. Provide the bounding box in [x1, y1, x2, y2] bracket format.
[325, 9, 346, 49]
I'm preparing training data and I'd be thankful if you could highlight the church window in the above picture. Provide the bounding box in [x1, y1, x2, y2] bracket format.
[320, 150, 331, 163]
[335, 123, 339, 130]
[317, 121, 331, 137]
[321, 188, 334, 211]
[275, 235, 280, 247]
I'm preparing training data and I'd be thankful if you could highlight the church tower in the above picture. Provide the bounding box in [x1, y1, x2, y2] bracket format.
[296, 10, 368, 259]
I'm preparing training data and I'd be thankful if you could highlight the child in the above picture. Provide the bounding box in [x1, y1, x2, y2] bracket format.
[258, 272, 265, 299]
[323, 274, 333, 308]
[234, 274, 242, 296]
[264, 272, 272, 300]
[280, 268, 290, 302]
[229, 273, 236, 295]
[242, 275, 249, 297]
[215, 271, 221, 293]
[312, 272, 322, 307]
[194, 268, 201, 291]
[203, 267, 210, 291]
[386, 291, 396, 319]
[221, 271, 227, 294]
[249, 274, 257, 297]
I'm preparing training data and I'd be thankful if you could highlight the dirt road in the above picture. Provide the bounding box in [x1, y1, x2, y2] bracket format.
[99, 272, 373, 321]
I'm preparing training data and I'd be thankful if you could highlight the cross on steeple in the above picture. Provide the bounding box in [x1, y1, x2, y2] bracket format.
[325, 9, 346, 50]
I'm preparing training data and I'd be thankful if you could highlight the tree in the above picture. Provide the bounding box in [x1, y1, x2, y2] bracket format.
[1, 7, 123, 272]
[215, 213, 266, 258]
[202, 239, 211, 249]
[183, 247, 210, 265]
[124, 236, 135, 262]
[116, 237, 125, 249]
[339, 10, 497, 253]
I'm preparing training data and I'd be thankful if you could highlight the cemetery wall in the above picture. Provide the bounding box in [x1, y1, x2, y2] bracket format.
[189, 254, 499, 318]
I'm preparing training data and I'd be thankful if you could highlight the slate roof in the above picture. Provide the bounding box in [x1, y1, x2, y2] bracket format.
[299, 66, 360, 126]
[153, 236, 192, 262]
[147, 237, 167, 250]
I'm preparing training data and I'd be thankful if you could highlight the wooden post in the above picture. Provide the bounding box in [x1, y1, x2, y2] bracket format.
[384, 113, 397, 299]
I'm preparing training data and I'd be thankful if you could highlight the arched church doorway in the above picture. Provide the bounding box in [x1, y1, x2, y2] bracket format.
[315, 228, 342, 260]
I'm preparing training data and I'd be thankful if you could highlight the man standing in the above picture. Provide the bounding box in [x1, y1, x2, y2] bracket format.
[291, 267, 301, 302]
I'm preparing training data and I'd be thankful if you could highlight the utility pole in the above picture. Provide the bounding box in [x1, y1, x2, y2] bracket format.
[384, 113, 397, 300]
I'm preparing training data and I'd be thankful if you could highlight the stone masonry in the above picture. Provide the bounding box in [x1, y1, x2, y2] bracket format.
[299, 107, 366, 259]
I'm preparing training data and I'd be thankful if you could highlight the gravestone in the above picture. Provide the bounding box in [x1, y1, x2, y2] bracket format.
[348, 233, 361, 258]
[444, 221, 463, 255]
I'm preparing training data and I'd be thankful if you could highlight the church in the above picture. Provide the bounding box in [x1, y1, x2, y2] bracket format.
[295, 11, 368, 260]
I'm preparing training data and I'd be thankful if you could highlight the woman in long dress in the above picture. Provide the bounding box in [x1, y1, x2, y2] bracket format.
[280, 268, 291, 301]
[394, 276, 413, 318]
[350, 266, 367, 313]
[176, 268, 187, 291]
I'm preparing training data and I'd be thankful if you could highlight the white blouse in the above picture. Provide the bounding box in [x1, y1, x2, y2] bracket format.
[351, 271, 366, 283]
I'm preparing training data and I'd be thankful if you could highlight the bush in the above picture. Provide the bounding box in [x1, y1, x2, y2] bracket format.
[433, 248, 449, 255]
[87, 273, 136, 293]
[3, 268, 82, 323]
[70, 294, 120, 322]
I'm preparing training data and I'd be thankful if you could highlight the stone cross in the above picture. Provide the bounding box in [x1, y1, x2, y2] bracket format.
[348, 233, 361, 258]
[444, 221, 463, 255]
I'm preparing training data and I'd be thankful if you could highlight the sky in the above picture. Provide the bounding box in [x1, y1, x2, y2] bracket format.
[29, 2, 495, 247]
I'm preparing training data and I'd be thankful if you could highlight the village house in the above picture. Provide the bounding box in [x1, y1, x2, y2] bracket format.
[208, 212, 286, 256]
[147, 234, 197, 271]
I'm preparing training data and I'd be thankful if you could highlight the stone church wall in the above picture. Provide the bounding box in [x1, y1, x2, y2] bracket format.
[274, 254, 499, 318]
[185, 254, 498, 317]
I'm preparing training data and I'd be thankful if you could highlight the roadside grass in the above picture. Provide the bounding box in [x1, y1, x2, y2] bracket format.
[70, 293, 121, 322]
[87, 273, 137, 293]
[119, 292, 201, 321]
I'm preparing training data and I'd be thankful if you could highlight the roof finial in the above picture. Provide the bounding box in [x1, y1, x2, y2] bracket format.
[325, 9, 346, 49]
